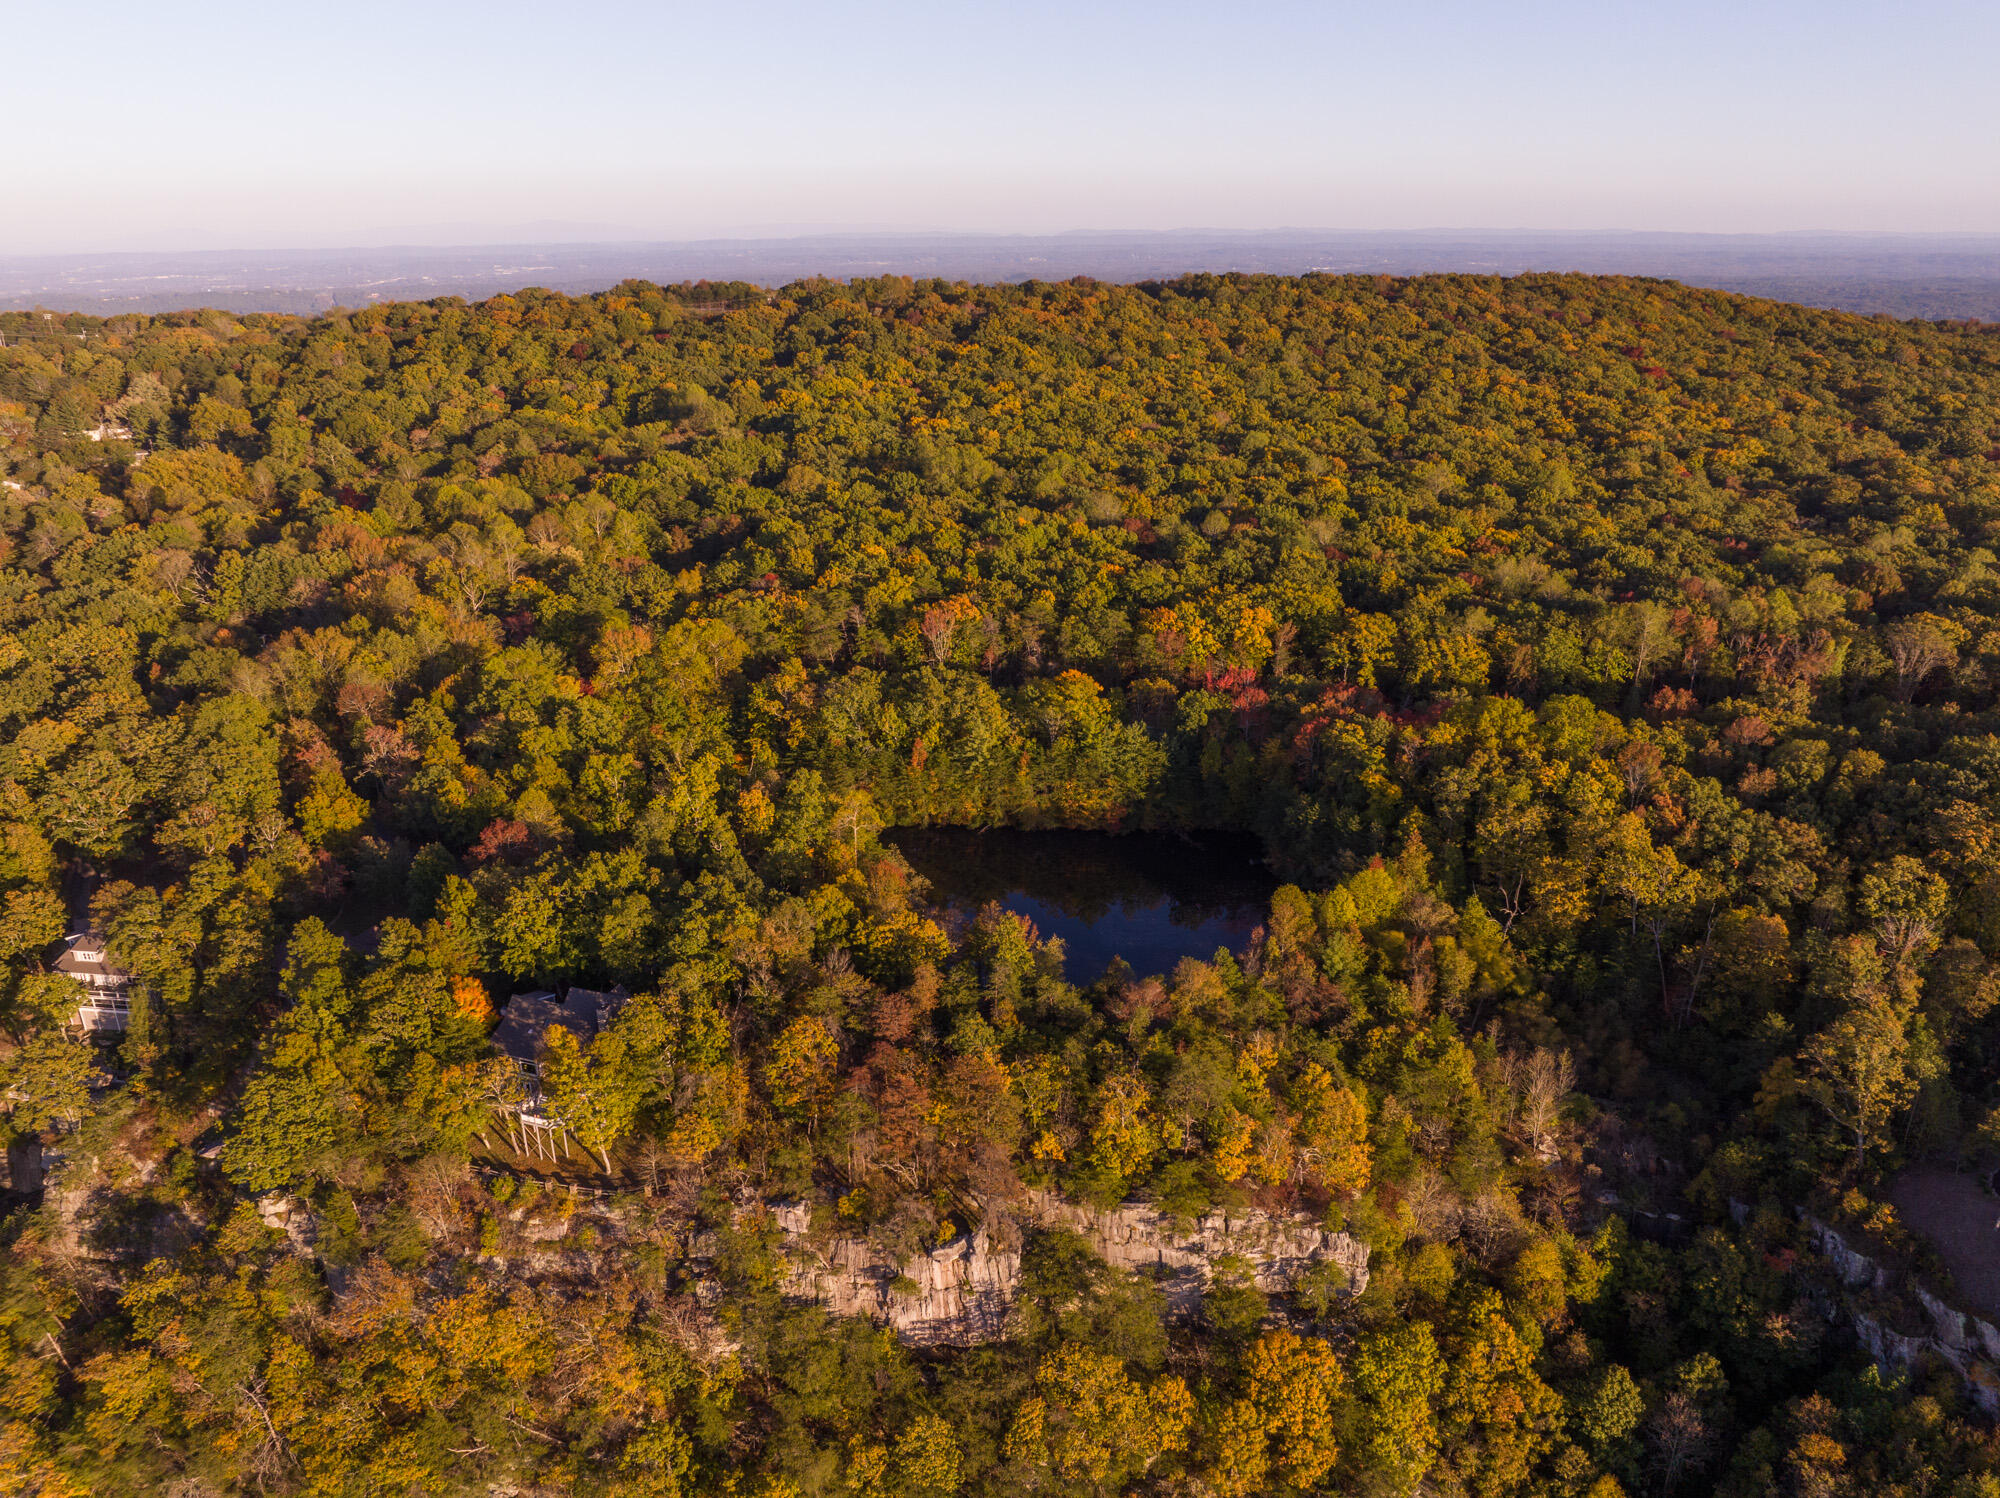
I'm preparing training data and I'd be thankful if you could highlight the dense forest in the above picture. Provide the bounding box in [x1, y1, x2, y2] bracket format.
[2, 271, 2000, 1497]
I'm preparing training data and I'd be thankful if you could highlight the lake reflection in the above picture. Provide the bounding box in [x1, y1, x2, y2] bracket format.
[884, 828, 1277, 982]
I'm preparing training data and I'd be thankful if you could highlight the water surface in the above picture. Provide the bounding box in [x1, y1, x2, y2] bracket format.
[885, 828, 1276, 982]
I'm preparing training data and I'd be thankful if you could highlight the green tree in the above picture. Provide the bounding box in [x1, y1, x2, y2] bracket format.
[3, 1030, 103, 1133]
[1571, 1363, 1644, 1470]
[1800, 993, 1921, 1172]
[1351, 1322, 1445, 1496]
[540, 1024, 645, 1174]
[1857, 855, 1949, 971]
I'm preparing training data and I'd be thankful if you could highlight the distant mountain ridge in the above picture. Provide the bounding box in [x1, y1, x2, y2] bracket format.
[4, 229, 1998, 319]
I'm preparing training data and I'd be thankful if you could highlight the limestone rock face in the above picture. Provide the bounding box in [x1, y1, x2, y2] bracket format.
[756, 1193, 1370, 1346]
[1801, 1213, 2000, 1417]
[1023, 1190, 1370, 1314]
[1803, 1215, 1892, 1291]
[779, 1228, 1022, 1347]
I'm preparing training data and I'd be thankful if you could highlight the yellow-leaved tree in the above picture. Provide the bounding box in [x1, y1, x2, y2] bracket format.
[1292, 1062, 1372, 1197]
[1003, 1342, 1192, 1490]
[1086, 1072, 1159, 1185]
[1207, 1329, 1345, 1497]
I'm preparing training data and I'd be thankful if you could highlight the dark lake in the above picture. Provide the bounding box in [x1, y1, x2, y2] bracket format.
[884, 828, 1278, 982]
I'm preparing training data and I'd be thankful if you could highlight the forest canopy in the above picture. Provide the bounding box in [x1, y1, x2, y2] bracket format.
[3, 272, 2000, 1496]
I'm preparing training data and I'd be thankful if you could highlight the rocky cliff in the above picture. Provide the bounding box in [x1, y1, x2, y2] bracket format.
[1795, 1212, 2000, 1416]
[758, 1191, 1370, 1347]
[219, 1177, 1371, 1353]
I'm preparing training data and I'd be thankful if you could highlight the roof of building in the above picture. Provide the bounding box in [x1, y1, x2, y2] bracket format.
[564, 986, 632, 1030]
[490, 986, 632, 1067]
[53, 932, 128, 981]
[490, 990, 587, 1066]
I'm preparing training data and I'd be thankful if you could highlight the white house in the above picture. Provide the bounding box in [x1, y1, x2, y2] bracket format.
[54, 933, 133, 1033]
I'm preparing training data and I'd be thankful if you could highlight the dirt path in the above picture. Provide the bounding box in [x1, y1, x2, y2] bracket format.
[1891, 1168, 2000, 1323]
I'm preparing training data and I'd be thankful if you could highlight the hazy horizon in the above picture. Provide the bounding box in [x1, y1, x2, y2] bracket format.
[9, 0, 1999, 255]
[15, 225, 2000, 261]
[8, 227, 1998, 322]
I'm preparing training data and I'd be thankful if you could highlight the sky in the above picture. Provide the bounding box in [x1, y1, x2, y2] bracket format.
[5, 0, 1998, 254]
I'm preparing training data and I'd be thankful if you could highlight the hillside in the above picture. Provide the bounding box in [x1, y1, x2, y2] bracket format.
[4, 273, 2000, 1496]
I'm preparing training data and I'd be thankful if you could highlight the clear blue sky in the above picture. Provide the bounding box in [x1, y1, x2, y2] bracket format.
[6, 0, 1997, 252]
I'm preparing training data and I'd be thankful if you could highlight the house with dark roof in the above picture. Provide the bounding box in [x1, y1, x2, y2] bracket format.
[490, 991, 575, 1090]
[489, 986, 632, 1095]
[563, 987, 632, 1033]
[487, 986, 631, 1165]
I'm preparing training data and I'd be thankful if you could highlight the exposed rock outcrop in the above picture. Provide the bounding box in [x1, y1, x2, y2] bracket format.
[223, 1168, 1371, 1353]
[1802, 1215, 1893, 1293]
[1024, 1190, 1370, 1314]
[759, 1192, 1370, 1346]
[1800, 1213, 2000, 1416]
[3, 1138, 45, 1195]
[779, 1225, 1022, 1345]
[255, 1192, 318, 1252]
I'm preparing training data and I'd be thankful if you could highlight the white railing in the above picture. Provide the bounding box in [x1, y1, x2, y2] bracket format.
[74, 989, 132, 1033]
